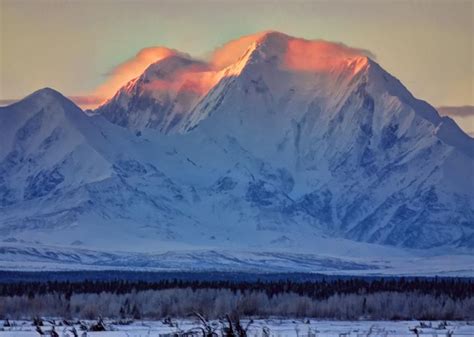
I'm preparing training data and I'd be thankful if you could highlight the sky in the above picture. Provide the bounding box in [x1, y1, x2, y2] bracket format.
[0, 0, 473, 133]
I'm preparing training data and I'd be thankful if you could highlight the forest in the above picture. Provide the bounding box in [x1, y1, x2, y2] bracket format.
[0, 277, 472, 320]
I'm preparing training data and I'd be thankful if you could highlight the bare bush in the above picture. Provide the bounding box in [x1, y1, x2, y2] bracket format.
[0, 288, 472, 320]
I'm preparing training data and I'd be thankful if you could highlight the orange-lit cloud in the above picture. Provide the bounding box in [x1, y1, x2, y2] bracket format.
[86, 32, 377, 109]
[141, 62, 218, 97]
[210, 31, 268, 69]
[93, 47, 180, 101]
[209, 31, 376, 73]
[284, 39, 374, 72]
[67, 95, 105, 111]
[69, 95, 104, 106]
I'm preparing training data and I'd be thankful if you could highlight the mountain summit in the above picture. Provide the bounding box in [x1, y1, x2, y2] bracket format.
[95, 31, 375, 133]
[1, 32, 473, 273]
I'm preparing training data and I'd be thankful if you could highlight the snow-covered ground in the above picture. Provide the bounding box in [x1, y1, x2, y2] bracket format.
[1, 243, 474, 276]
[1, 319, 474, 337]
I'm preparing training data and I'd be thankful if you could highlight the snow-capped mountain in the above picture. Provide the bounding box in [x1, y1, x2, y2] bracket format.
[1, 32, 473, 272]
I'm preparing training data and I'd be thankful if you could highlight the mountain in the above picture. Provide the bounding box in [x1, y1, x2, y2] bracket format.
[96, 53, 212, 133]
[1, 32, 473, 273]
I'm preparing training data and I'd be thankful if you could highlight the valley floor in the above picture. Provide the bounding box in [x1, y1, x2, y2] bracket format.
[2, 319, 474, 337]
[2, 243, 474, 277]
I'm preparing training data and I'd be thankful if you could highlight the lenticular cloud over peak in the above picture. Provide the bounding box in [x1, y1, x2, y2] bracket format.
[209, 31, 376, 69]
[93, 46, 183, 101]
[92, 31, 377, 104]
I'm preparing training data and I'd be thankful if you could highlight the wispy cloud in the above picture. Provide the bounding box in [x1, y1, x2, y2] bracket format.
[0, 99, 19, 106]
[86, 31, 378, 108]
[438, 106, 474, 138]
[2, 32, 378, 111]
[93, 47, 181, 100]
[437, 106, 474, 118]
[209, 31, 376, 71]
[69, 95, 104, 106]
[0, 95, 103, 110]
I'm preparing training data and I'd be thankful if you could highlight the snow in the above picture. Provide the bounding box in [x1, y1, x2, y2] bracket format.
[2, 319, 474, 337]
[1, 243, 474, 276]
[0, 31, 473, 274]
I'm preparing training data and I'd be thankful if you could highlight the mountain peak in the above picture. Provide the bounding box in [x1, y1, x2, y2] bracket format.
[142, 54, 209, 82]
[254, 30, 292, 45]
[3, 87, 84, 124]
[27, 87, 66, 100]
[18, 87, 78, 110]
[211, 31, 373, 73]
[30, 87, 65, 98]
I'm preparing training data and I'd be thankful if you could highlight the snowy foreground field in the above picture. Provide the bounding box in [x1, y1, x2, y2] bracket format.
[2, 319, 474, 337]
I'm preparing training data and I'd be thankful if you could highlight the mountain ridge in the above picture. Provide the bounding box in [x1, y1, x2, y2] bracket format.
[1, 32, 473, 273]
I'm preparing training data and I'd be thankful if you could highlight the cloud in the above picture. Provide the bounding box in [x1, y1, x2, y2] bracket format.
[3, 32, 379, 111]
[86, 31, 377, 107]
[0, 99, 19, 106]
[68, 95, 105, 110]
[437, 106, 474, 138]
[0, 95, 104, 110]
[140, 61, 217, 97]
[69, 95, 104, 106]
[209, 31, 376, 72]
[284, 38, 375, 72]
[93, 47, 180, 100]
[210, 31, 269, 69]
[437, 106, 474, 118]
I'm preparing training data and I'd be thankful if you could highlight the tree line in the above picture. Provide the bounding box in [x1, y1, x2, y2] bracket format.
[0, 277, 472, 320]
[1, 277, 472, 300]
